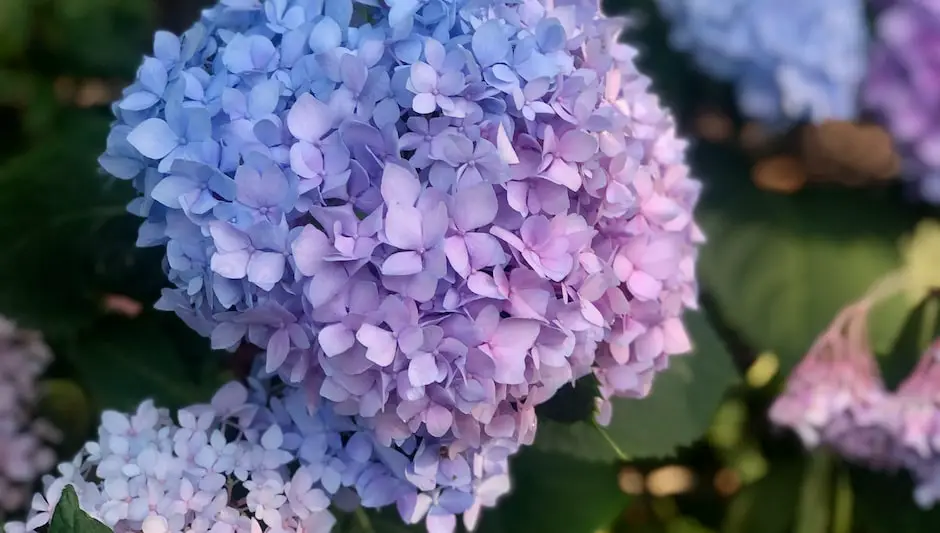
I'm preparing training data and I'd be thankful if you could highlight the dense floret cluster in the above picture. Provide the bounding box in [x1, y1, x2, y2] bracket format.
[655, 0, 868, 124]
[0, 317, 58, 514]
[96, 0, 701, 528]
[8, 380, 334, 533]
[769, 302, 898, 470]
[771, 285, 940, 510]
[889, 343, 940, 508]
[865, 0, 940, 203]
[6, 375, 512, 533]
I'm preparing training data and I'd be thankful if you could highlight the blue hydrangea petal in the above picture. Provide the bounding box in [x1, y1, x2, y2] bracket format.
[127, 118, 180, 159]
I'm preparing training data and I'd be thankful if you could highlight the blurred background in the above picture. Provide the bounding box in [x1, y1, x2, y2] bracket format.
[3, 0, 940, 532]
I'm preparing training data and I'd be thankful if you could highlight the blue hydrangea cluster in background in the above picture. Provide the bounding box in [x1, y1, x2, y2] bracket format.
[655, 0, 868, 125]
[88, 0, 703, 530]
[865, 0, 940, 203]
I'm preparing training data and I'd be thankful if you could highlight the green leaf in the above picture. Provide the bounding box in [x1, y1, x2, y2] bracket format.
[695, 144, 919, 373]
[65, 315, 226, 412]
[535, 311, 737, 461]
[603, 311, 738, 458]
[50, 485, 112, 533]
[335, 508, 424, 533]
[881, 292, 940, 388]
[536, 376, 599, 424]
[474, 448, 629, 533]
[533, 418, 623, 463]
[850, 466, 940, 533]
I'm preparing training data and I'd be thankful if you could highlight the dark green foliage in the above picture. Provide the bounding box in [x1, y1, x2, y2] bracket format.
[49, 486, 112, 533]
[881, 291, 940, 388]
[537, 376, 600, 424]
[850, 467, 940, 533]
[723, 458, 806, 533]
[335, 508, 426, 533]
[472, 448, 630, 533]
[694, 143, 919, 373]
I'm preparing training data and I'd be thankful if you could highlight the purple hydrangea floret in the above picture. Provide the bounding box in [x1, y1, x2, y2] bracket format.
[865, 1, 940, 203]
[99, 0, 702, 529]
[656, 0, 868, 125]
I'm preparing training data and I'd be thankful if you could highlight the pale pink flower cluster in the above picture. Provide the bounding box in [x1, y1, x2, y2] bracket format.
[770, 303, 897, 469]
[890, 342, 940, 508]
[5, 382, 334, 533]
[772, 286, 940, 509]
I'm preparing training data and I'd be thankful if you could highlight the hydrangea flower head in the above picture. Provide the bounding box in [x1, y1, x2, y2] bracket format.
[0, 317, 59, 514]
[6, 373, 513, 533]
[100, 0, 702, 527]
[865, 0, 940, 203]
[6, 379, 336, 533]
[770, 302, 897, 469]
[889, 340, 940, 508]
[656, 0, 868, 124]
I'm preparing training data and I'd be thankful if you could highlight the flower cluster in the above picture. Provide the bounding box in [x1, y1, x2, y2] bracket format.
[864, 0, 940, 203]
[889, 342, 940, 508]
[98, 0, 701, 527]
[6, 380, 334, 533]
[7, 374, 512, 533]
[655, 0, 868, 124]
[769, 302, 898, 470]
[0, 317, 59, 514]
[771, 285, 940, 509]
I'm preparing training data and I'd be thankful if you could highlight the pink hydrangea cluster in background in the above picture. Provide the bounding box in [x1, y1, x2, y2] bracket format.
[769, 302, 898, 470]
[772, 290, 940, 508]
[0, 317, 59, 514]
[891, 343, 940, 507]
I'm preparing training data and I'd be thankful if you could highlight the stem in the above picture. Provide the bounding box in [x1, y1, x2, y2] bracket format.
[354, 507, 374, 533]
[794, 451, 834, 533]
[593, 421, 628, 461]
[862, 269, 905, 305]
[830, 466, 853, 533]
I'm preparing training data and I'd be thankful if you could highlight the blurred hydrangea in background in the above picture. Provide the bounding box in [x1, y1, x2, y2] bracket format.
[890, 341, 940, 508]
[0, 317, 58, 514]
[865, 0, 940, 203]
[655, 0, 868, 125]
[770, 299, 898, 471]
[770, 269, 940, 513]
